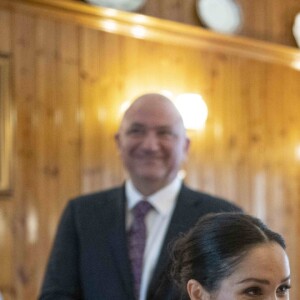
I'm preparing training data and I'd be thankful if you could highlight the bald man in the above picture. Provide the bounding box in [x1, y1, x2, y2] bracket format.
[39, 94, 242, 300]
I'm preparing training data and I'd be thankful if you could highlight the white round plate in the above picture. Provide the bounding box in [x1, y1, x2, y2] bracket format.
[196, 0, 242, 34]
[293, 13, 300, 48]
[85, 0, 146, 12]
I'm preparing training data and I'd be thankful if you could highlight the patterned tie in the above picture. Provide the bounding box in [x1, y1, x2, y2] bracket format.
[128, 200, 153, 300]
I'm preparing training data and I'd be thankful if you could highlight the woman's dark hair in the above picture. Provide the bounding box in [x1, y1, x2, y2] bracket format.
[170, 212, 286, 296]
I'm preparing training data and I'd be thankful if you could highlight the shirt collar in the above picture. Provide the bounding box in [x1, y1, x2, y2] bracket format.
[125, 175, 182, 216]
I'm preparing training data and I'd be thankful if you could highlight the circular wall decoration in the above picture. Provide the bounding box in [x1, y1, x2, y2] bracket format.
[293, 12, 300, 48]
[85, 0, 146, 12]
[196, 0, 243, 34]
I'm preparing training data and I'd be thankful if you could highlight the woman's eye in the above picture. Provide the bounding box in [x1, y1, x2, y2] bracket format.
[277, 284, 291, 296]
[243, 287, 263, 296]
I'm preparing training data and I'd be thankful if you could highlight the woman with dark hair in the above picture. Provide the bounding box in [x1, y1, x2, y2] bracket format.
[170, 212, 291, 300]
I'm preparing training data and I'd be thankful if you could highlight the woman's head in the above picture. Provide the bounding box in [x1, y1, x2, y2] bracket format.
[170, 212, 290, 300]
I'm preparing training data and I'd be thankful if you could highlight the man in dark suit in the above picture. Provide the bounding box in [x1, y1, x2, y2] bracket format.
[39, 93, 241, 300]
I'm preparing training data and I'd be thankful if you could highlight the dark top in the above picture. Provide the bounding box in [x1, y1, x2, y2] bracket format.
[39, 184, 242, 300]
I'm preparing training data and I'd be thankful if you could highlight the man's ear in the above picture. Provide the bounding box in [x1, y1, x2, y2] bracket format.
[187, 279, 210, 300]
[114, 132, 120, 146]
[114, 133, 122, 155]
[185, 136, 191, 152]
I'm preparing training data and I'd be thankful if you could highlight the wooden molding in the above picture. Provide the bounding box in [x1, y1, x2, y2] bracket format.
[1, 0, 300, 70]
[0, 55, 13, 195]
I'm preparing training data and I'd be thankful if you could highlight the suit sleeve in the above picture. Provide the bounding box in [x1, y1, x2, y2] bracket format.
[38, 201, 82, 300]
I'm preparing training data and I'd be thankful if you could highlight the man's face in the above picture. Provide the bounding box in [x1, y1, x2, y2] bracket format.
[115, 96, 190, 192]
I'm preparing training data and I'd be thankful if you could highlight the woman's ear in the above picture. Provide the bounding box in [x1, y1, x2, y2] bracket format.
[187, 279, 210, 300]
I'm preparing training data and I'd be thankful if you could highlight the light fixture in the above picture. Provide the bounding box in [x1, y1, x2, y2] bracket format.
[101, 20, 118, 32]
[295, 144, 300, 161]
[131, 25, 147, 38]
[173, 93, 208, 130]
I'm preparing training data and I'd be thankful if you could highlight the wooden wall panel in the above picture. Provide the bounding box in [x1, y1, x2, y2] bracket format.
[0, 0, 300, 299]
[13, 12, 38, 300]
[0, 202, 14, 300]
[0, 9, 11, 54]
[0, 8, 13, 300]
[35, 17, 60, 294]
[6, 0, 300, 47]
[79, 28, 124, 193]
[56, 22, 81, 207]
[34, 18, 82, 292]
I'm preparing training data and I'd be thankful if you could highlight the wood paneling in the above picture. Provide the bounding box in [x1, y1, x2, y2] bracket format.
[61, 0, 300, 47]
[0, 7, 14, 300]
[4, 0, 300, 47]
[0, 0, 300, 299]
[141, 0, 300, 47]
[236, 0, 300, 46]
[0, 9, 11, 53]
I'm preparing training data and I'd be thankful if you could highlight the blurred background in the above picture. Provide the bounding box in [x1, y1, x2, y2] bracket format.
[0, 0, 300, 299]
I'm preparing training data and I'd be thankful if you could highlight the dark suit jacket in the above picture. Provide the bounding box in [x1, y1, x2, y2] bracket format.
[39, 184, 242, 300]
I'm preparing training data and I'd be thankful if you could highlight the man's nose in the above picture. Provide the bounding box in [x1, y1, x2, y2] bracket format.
[141, 132, 160, 150]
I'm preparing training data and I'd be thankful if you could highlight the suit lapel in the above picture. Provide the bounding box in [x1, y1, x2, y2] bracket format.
[147, 185, 206, 296]
[105, 187, 135, 299]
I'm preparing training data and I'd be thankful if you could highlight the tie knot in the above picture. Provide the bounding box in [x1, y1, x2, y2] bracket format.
[132, 200, 153, 220]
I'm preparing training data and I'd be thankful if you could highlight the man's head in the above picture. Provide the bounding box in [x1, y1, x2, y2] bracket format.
[115, 93, 190, 195]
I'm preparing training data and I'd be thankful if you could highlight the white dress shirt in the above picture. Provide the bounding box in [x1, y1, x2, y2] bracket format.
[125, 176, 182, 300]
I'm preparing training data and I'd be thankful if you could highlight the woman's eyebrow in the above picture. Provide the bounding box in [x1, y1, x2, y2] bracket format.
[237, 275, 290, 285]
[280, 275, 291, 283]
[237, 278, 270, 285]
